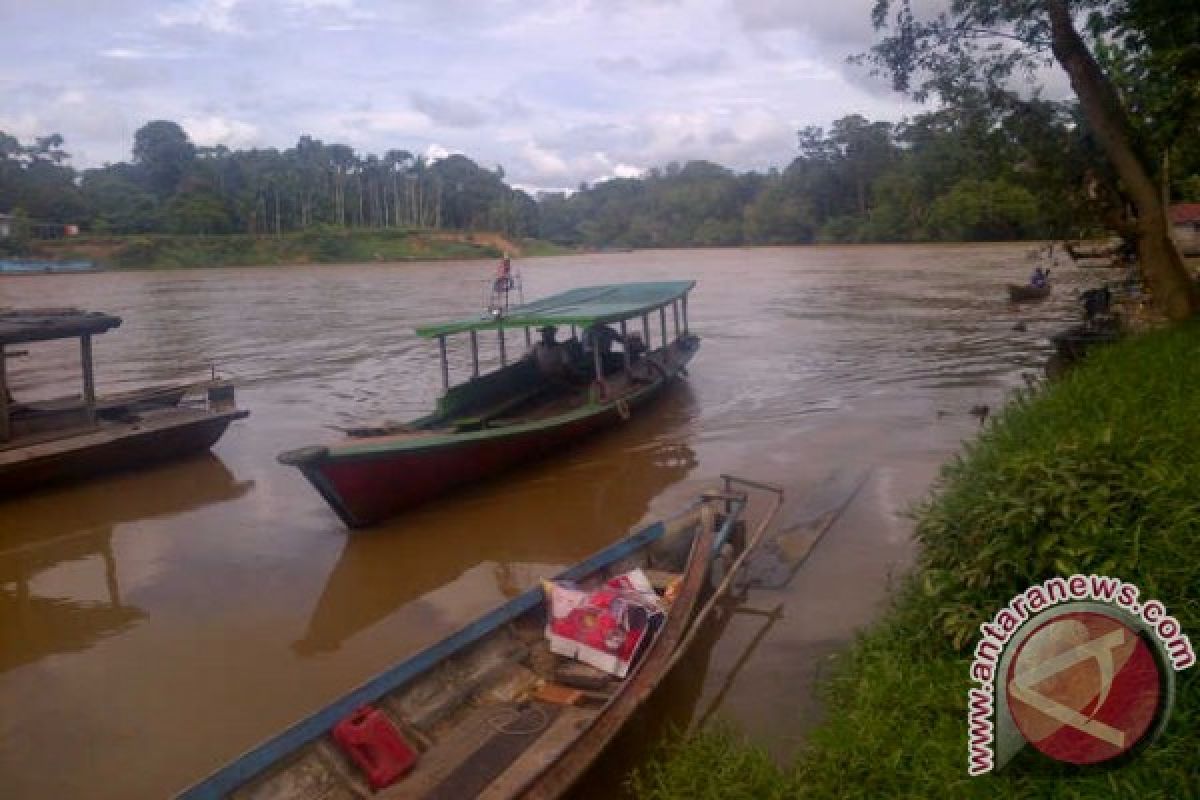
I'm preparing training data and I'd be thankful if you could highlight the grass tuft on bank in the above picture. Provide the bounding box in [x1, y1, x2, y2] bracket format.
[635, 321, 1200, 798]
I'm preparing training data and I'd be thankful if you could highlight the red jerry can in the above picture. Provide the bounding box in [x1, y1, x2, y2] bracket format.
[332, 706, 418, 789]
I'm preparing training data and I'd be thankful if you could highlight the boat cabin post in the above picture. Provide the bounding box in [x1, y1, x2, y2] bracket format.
[523, 327, 532, 350]
[619, 320, 630, 372]
[437, 336, 450, 393]
[80, 334, 97, 424]
[682, 293, 689, 334]
[672, 300, 681, 339]
[0, 344, 9, 442]
[469, 330, 479, 379]
[497, 329, 507, 366]
[642, 314, 650, 348]
[659, 307, 668, 346]
[593, 338, 604, 384]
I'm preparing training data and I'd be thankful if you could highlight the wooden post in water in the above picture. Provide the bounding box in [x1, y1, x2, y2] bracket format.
[620, 320, 630, 372]
[438, 336, 449, 393]
[0, 344, 9, 442]
[81, 334, 96, 424]
[498, 328, 507, 365]
[469, 330, 479, 379]
[659, 307, 668, 345]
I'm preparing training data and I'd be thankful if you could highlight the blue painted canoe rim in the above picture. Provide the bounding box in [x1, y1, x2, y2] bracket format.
[178, 497, 746, 799]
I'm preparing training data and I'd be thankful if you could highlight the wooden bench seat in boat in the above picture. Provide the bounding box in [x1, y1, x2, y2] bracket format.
[450, 384, 550, 432]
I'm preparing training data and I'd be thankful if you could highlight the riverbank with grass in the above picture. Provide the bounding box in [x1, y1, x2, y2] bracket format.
[25, 229, 571, 269]
[635, 320, 1200, 799]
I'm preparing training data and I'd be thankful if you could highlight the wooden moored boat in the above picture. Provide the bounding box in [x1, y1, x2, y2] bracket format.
[280, 281, 699, 527]
[1007, 283, 1051, 303]
[0, 309, 249, 495]
[178, 478, 782, 800]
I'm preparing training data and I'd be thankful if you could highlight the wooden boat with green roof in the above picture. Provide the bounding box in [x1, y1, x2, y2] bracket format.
[279, 281, 699, 528]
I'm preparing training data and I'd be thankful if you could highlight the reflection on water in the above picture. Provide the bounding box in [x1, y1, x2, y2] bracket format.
[0, 527, 141, 673]
[0, 245, 1085, 799]
[0, 456, 252, 674]
[295, 438, 696, 655]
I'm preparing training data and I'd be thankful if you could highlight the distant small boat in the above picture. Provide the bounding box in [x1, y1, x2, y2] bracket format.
[0, 309, 248, 495]
[178, 479, 782, 800]
[0, 258, 96, 274]
[1008, 283, 1051, 303]
[280, 281, 699, 527]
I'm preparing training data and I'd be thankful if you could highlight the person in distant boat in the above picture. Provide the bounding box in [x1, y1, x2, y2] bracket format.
[584, 324, 624, 358]
[1030, 266, 1049, 289]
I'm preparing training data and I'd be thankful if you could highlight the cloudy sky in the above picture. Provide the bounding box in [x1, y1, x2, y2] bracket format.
[1, 0, 930, 190]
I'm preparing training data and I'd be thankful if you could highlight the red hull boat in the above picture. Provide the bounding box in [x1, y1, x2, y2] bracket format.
[280, 282, 698, 527]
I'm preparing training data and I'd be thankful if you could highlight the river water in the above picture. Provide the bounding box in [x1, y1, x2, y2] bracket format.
[0, 245, 1088, 798]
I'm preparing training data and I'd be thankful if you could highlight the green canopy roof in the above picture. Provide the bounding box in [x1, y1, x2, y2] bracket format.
[415, 281, 695, 338]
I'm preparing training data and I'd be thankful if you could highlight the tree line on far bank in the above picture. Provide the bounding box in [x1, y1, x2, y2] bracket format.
[2, 101, 1197, 253]
[539, 92, 1196, 248]
[0, 122, 538, 245]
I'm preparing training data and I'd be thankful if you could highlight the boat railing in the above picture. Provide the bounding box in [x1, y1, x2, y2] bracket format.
[430, 287, 693, 401]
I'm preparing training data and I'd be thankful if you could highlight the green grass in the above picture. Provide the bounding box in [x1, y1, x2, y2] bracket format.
[102, 228, 505, 268]
[31, 229, 578, 269]
[635, 321, 1200, 798]
[515, 237, 575, 257]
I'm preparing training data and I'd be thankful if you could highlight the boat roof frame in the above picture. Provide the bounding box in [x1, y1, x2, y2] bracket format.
[415, 280, 695, 339]
[0, 309, 121, 442]
[0, 309, 122, 346]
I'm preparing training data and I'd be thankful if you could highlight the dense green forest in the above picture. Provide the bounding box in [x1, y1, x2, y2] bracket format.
[0, 121, 537, 250]
[3, 95, 1198, 255]
[542, 91, 1199, 248]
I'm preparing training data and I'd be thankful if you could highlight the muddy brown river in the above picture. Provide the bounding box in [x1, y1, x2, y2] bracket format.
[0, 244, 1089, 798]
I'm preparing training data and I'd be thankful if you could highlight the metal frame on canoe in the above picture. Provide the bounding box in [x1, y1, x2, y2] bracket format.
[178, 477, 782, 800]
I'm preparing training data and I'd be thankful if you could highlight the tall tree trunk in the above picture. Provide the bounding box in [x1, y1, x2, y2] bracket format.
[1047, 0, 1198, 320]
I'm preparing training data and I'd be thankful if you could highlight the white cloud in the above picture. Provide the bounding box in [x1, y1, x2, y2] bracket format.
[521, 141, 568, 176]
[100, 47, 149, 60]
[182, 115, 259, 149]
[156, 0, 245, 34]
[424, 143, 455, 162]
[1, 0, 932, 184]
[410, 91, 488, 128]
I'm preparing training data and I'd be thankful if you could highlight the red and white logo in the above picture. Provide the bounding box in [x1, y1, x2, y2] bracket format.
[1005, 610, 1162, 765]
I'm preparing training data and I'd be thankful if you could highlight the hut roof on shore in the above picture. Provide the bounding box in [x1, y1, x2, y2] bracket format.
[0, 309, 122, 345]
[1169, 203, 1200, 224]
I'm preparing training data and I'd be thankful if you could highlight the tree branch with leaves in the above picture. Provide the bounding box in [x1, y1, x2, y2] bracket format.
[868, 0, 1198, 319]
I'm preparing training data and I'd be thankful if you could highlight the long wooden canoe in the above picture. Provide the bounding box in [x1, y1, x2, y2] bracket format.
[178, 479, 781, 800]
[280, 282, 699, 528]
